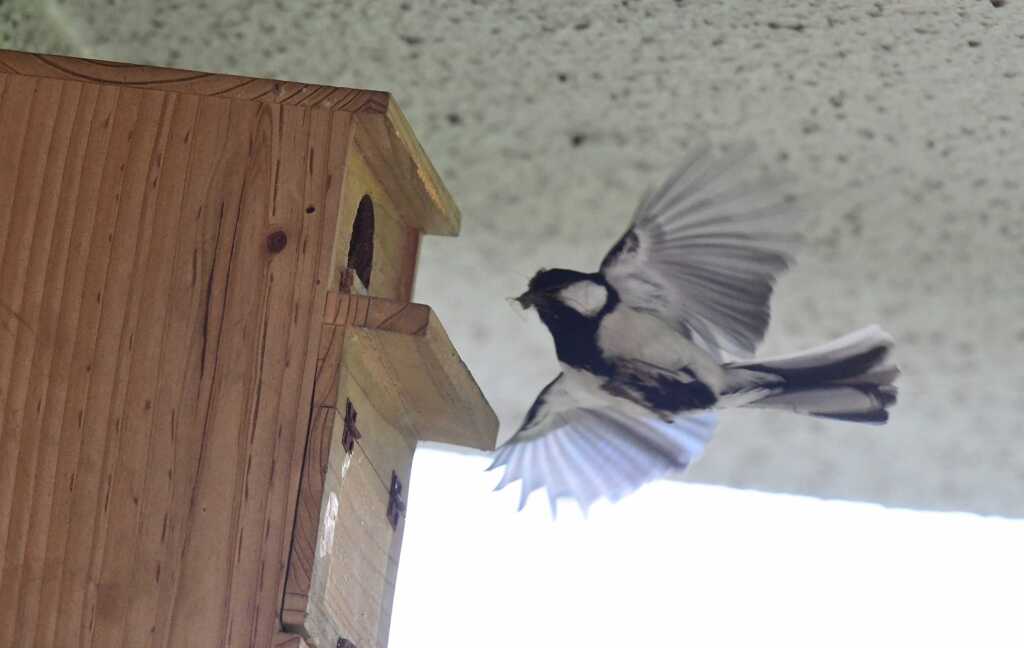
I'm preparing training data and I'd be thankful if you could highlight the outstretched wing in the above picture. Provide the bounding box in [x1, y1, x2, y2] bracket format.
[601, 141, 802, 359]
[489, 376, 718, 514]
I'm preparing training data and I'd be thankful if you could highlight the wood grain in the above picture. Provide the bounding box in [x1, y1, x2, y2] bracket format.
[0, 49, 388, 112]
[0, 51, 492, 648]
[332, 149, 421, 303]
[0, 49, 460, 236]
[281, 322, 347, 633]
[0, 66, 352, 647]
[324, 292, 499, 451]
[282, 372, 414, 648]
[284, 291, 498, 647]
[352, 101, 460, 236]
[274, 632, 312, 648]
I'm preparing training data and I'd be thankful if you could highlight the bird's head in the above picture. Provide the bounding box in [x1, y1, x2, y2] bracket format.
[515, 268, 612, 317]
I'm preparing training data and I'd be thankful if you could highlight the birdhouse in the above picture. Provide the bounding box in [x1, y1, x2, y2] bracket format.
[0, 50, 498, 648]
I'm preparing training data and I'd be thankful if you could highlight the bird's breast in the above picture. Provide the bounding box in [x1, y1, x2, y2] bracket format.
[595, 306, 726, 393]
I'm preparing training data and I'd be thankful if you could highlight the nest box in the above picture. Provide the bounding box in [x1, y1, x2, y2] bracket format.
[0, 50, 498, 648]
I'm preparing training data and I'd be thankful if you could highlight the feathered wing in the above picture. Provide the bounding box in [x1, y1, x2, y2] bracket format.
[601, 141, 803, 359]
[488, 379, 718, 513]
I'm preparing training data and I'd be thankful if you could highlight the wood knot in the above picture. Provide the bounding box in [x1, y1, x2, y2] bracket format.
[266, 230, 288, 253]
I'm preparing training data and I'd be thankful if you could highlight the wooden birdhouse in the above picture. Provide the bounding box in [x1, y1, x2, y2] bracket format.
[0, 50, 498, 648]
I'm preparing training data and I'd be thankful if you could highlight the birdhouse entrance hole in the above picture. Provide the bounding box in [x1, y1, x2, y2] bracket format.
[347, 194, 375, 289]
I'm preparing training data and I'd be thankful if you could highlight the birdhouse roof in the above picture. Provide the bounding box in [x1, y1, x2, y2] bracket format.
[0, 49, 460, 236]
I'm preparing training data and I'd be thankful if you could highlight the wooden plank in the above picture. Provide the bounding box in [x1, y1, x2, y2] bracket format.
[281, 323, 348, 632]
[319, 438, 406, 648]
[30, 82, 122, 648]
[53, 84, 154, 648]
[0, 68, 354, 646]
[0, 75, 60, 558]
[323, 293, 498, 451]
[10, 78, 99, 648]
[0, 49, 459, 236]
[332, 148, 421, 302]
[274, 632, 312, 648]
[0, 75, 82, 647]
[340, 377, 414, 648]
[64, 83, 171, 648]
[353, 100, 460, 236]
[116, 91, 203, 648]
[0, 49, 388, 112]
[75, 83, 174, 645]
[127, 93, 237, 648]
[283, 372, 414, 648]
[265, 106, 356, 648]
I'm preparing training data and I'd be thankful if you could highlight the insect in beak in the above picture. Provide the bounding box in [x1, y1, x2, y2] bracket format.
[515, 291, 536, 310]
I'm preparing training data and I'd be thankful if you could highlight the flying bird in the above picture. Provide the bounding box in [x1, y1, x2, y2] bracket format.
[489, 141, 899, 514]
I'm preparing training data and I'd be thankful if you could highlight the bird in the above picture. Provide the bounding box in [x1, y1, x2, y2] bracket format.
[488, 141, 899, 514]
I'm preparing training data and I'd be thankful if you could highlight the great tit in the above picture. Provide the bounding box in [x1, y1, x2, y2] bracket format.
[490, 142, 899, 514]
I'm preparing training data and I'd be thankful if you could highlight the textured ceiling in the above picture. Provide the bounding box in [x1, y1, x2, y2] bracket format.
[5, 0, 1023, 516]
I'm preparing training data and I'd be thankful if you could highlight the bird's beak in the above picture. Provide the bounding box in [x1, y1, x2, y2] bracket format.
[515, 291, 536, 310]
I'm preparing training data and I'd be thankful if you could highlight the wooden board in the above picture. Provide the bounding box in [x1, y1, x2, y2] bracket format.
[323, 292, 498, 451]
[331, 149, 421, 303]
[0, 65, 351, 647]
[283, 371, 414, 648]
[0, 49, 459, 236]
[274, 633, 312, 648]
[281, 322, 347, 635]
[284, 289, 499, 647]
[352, 99, 460, 236]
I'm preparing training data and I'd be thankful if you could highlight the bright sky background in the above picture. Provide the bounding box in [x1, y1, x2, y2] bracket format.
[389, 446, 1024, 648]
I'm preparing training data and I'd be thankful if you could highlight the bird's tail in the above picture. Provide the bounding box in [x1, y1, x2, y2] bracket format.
[722, 325, 899, 423]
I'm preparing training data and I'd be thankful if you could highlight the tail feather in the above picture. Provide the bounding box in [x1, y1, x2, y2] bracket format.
[725, 325, 899, 424]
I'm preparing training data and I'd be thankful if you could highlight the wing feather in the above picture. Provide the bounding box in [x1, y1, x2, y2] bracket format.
[567, 429, 632, 504]
[601, 141, 802, 358]
[489, 400, 719, 514]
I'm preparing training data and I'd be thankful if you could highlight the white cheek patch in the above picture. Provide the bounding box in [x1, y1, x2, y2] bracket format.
[559, 281, 608, 316]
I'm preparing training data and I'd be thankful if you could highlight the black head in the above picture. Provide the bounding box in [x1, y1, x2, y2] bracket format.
[528, 268, 590, 293]
[515, 268, 619, 373]
[515, 267, 618, 319]
[516, 268, 593, 310]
